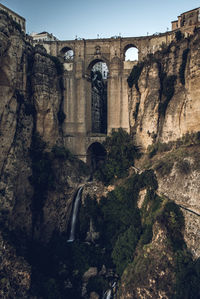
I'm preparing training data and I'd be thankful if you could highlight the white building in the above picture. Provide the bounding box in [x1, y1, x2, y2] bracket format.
[30, 31, 58, 42]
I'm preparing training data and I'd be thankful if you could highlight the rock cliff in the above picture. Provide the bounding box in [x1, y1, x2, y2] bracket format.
[0, 11, 88, 297]
[129, 29, 200, 149]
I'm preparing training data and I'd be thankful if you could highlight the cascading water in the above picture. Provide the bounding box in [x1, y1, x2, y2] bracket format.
[102, 282, 116, 299]
[67, 186, 83, 242]
[102, 289, 112, 299]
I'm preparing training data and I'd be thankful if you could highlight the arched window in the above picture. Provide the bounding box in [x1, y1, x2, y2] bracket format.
[124, 46, 138, 61]
[89, 60, 108, 134]
[60, 47, 74, 61]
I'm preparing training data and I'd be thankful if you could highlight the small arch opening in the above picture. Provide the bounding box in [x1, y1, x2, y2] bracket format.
[87, 142, 106, 173]
[60, 47, 74, 62]
[89, 60, 108, 134]
[124, 45, 138, 61]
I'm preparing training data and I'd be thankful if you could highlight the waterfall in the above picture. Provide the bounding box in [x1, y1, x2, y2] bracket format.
[67, 186, 83, 242]
[102, 282, 116, 299]
[102, 289, 112, 299]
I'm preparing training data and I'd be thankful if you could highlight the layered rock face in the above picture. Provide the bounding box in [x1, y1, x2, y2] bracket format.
[157, 155, 200, 258]
[0, 11, 33, 234]
[0, 11, 88, 297]
[129, 30, 200, 149]
[31, 45, 62, 147]
[119, 221, 176, 299]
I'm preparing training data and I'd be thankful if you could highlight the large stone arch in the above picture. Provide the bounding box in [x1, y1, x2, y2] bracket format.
[86, 58, 109, 134]
[86, 57, 110, 77]
[86, 141, 106, 172]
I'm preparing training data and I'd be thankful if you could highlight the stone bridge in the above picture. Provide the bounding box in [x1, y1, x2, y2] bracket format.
[40, 32, 175, 162]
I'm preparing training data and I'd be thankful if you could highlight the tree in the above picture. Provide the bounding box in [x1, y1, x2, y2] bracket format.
[95, 128, 139, 184]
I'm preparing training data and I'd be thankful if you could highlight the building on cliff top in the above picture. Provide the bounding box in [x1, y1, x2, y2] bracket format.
[30, 31, 58, 42]
[0, 3, 26, 32]
[171, 7, 200, 31]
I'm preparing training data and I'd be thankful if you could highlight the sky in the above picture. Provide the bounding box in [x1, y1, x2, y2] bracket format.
[1, 0, 200, 40]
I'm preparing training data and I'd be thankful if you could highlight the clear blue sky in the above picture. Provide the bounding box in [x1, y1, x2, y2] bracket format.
[1, 0, 199, 40]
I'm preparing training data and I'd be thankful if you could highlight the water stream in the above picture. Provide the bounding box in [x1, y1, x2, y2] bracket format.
[102, 289, 112, 299]
[67, 186, 83, 242]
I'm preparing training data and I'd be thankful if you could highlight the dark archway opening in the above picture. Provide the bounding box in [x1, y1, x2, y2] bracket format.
[90, 60, 108, 134]
[87, 142, 106, 173]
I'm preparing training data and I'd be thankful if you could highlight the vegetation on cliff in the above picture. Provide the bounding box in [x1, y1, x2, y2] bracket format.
[94, 128, 139, 184]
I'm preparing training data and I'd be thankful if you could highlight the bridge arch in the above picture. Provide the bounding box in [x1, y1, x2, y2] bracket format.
[124, 44, 139, 61]
[60, 46, 74, 61]
[86, 142, 106, 172]
[87, 57, 110, 77]
[87, 58, 109, 134]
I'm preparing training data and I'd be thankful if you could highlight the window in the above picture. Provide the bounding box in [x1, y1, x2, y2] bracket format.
[125, 47, 138, 61]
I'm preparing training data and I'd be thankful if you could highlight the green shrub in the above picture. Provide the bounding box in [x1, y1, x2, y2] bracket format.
[147, 132, 200, 161]
[94, 128, 139, 184]
[87, 276, 109, 296]
[69, 241, 104, 274]
[176, 160, 191, 175]
[51, 145, 72, 160]
[98, 179, 142, 251]
[141, 191, 163, 229]
[173, 254, 200, 299]
[147, 142, 172, 158]
[156, 201, 185, 250]
[138, 169, 158, 191]
[112, 225, 141, 275]
[154, 159, 174, 177]
[79, 194, 103, 240]
[139, 224, 153, 245]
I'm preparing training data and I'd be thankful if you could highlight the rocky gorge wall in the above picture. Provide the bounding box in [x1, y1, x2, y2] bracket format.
[129, 29, 200, 149]
[0, 11, 89, 297]
[127, 28, 200, 259]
